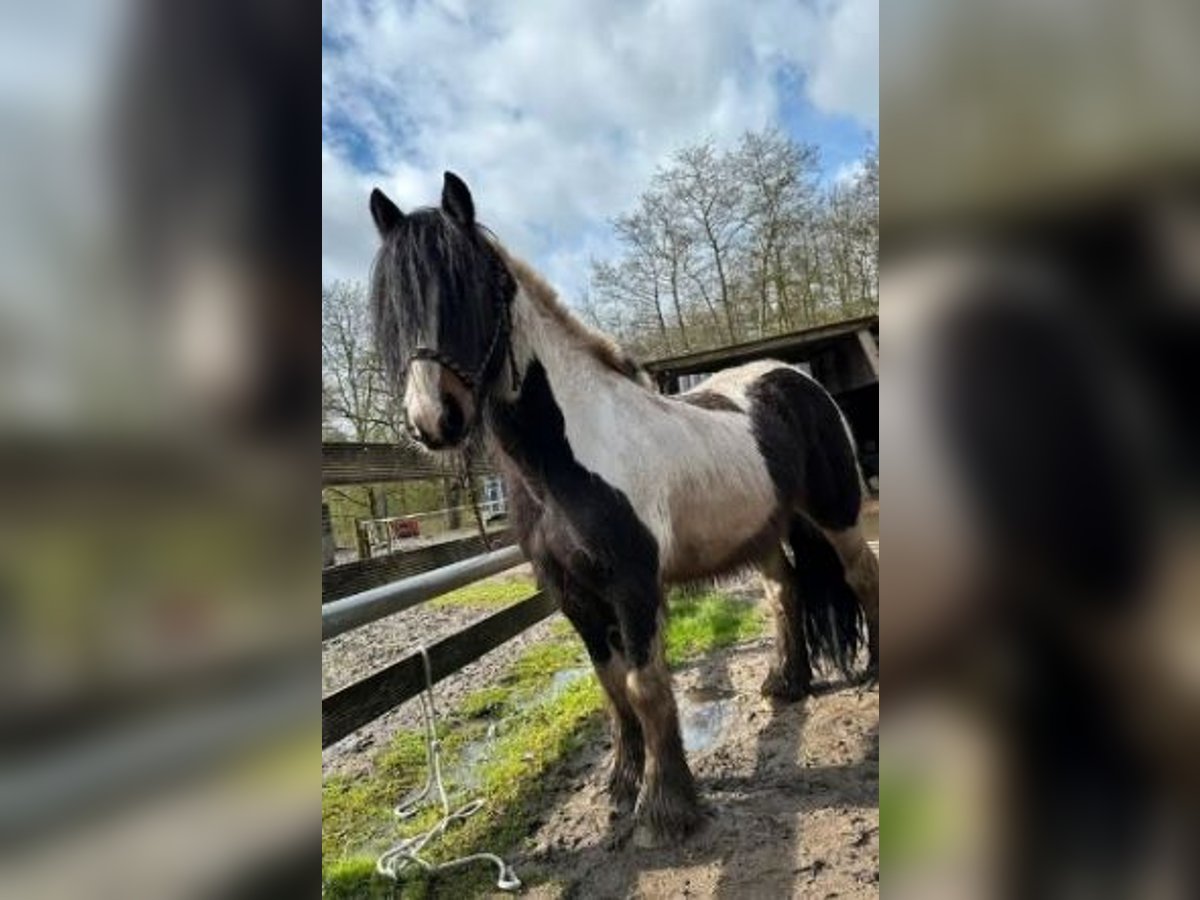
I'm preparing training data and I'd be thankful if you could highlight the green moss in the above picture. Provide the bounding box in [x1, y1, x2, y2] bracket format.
[322, 726, 488, 862]
[323, 586, 765, 897]
[549, 618, 576, 639]
[504, 637, 586, 686]
[429, 577, 538, 609]
[456, 686, 511, 720]
[323, 857, 390, 900]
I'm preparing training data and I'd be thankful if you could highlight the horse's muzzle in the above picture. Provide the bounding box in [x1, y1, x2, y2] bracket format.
[404, 359, 475, 449]
[410, 396, 465, 449]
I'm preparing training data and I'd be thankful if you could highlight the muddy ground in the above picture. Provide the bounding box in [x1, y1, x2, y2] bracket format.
[326, 599, 880, 899]
[325, 503, 880, 896]
[506, 639, 879, 900]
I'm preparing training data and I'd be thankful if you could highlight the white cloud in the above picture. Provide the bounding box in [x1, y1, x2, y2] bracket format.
[804, 0, 879, 124]
[322, 0, 878, 300]
[833, 159, 867, 187]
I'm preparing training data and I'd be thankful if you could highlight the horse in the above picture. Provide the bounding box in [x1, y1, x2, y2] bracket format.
[368, 172, 879, 846]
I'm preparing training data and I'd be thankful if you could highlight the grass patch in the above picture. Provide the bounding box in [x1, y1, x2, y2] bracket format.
[322, 627, 596, 896]
[324, 858, 385, 900]
[323, 727, 489, 863]
[323, 588, 764, 897]
[664, 589, 766, 666]
[428, 577, 538, 609]
[457, 686, 511, 720]
[503, 638, 584, 686]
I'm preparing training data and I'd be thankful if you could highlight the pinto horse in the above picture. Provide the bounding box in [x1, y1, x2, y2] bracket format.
[368, 173, 879, 846]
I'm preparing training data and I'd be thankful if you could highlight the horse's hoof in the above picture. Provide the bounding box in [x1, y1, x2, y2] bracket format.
[632, 823, 663, 849]
[760, 668, 810, 702]
[631, 812, 703, 849]
[633, 787, 703, 847]
[607, 786, 638, 817]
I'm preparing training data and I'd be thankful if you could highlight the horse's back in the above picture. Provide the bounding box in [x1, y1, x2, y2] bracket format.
[685, 360, 862, 531]
[681, 359, 796, 410]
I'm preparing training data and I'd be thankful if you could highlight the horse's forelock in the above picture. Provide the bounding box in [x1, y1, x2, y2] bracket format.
[371, 209, 502, 387]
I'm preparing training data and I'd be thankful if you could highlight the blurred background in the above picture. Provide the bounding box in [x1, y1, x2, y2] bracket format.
[882, 0, 1199, 897]
[0, 1, 318, 897]
[4, 0, 1199, 897]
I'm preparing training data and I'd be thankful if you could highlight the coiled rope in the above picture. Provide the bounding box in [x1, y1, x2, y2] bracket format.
[375, 646, 521, 892]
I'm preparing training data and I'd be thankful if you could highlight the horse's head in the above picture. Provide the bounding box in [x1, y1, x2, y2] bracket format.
[369, 172, 516, 450]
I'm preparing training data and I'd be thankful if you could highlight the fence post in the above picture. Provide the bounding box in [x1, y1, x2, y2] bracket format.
[355, 519, 371, 561]
[444, 477, 462, 531]
[464, 470, 492, 551]
[322, 502, 336, 569]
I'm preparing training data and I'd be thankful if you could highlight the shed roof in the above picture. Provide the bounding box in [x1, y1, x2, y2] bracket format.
[643, 314, 878, 378]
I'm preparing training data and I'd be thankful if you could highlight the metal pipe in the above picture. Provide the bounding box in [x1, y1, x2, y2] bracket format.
[322, 544, 526, 640]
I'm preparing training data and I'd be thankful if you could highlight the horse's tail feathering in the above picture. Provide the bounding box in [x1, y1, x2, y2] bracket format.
[788, 515, 863, 680]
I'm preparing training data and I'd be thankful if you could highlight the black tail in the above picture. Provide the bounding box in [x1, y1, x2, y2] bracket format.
[789, 515, 863, 680]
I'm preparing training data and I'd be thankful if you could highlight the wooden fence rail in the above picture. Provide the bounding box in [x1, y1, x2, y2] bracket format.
[322, 530, 514, 604]
[322, 590, 555, 748]
[322, 442, 497, 485]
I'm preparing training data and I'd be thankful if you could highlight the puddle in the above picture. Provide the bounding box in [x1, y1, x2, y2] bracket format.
[679, 685, 735, 752]
[440, 670, 732, 790]
[444, 722, 498, 792]
[548, 666, 590, 696]
[684, 684, 734, 704]
[445, 667, 589, 790]
[510, 665, 591, 714]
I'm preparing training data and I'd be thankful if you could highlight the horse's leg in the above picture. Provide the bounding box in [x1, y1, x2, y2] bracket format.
[617, 597, 702, 847]
[758, 543, 814, 701]
[592, 649, 644, 814]
[549, 561, 644, 814]
[822, 523, 880, 679]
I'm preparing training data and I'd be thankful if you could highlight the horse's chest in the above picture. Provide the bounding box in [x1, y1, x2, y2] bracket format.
[517, 466, 659, 591]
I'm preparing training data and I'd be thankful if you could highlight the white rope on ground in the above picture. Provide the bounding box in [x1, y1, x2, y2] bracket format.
[375, 646, 521, 892]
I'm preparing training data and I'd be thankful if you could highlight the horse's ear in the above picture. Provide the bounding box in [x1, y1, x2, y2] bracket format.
[369, 188, 404, 237]
[441, 171, 475, 227]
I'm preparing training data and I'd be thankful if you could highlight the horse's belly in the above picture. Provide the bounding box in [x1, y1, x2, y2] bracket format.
[656, 462, 779, 581]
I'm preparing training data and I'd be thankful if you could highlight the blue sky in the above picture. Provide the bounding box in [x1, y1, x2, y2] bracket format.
[322, 0, 878, 302]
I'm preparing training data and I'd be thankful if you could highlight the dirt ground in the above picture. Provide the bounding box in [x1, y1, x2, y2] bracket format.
[507, 638, 879, 900]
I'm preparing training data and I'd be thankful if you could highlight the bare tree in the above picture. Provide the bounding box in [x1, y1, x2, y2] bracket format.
[664, 141, 748, 343]
[588, 129, 878, 357]
[322, 280, 400, 442]
[322, 279, 402, 520]
[645, 190, 695, 349]
[731, 129, 820, 336]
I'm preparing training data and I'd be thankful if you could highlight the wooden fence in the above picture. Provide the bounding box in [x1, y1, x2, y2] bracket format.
[322, 529, 514, 604]
[322, 442, 496, 484]
[320, 444, 550, 749]
[323, 587, 554, 747]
